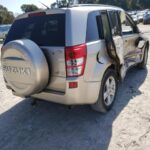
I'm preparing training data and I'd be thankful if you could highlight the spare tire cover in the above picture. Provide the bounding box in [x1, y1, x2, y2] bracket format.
[1, 39, 49, 96]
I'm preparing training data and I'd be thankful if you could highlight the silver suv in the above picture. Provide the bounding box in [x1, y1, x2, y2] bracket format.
[1, 5, 149, 112]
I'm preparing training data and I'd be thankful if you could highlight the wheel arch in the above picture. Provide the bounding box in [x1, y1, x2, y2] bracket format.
[106, 63, 120, 80]
[146, 41, 149, 51]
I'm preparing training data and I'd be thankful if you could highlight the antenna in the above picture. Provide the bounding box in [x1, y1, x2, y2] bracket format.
[39, 1, 50, 9]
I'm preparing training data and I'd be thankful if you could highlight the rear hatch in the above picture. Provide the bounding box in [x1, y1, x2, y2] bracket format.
[4, 11, 66, 92]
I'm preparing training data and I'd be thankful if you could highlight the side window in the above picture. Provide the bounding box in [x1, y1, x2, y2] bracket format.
[100, 12, 112, 41]
[86, 11, 100, 42]
[120, 11, 134, 35]
[108, 11, 121, 36]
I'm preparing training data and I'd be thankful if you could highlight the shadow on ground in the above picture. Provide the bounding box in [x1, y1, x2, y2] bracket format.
[0, 67, 148, 150]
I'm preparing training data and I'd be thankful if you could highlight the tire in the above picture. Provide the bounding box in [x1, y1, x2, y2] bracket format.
[138, 46, 148, 69]
[91, 69, 118, 113]
[1, 39, 49, 96]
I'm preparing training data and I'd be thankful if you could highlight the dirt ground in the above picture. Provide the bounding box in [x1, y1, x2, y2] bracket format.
[0, 25, 150, 150]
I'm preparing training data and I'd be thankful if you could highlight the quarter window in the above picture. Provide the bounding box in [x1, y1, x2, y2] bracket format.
[86, 11, 100, 42]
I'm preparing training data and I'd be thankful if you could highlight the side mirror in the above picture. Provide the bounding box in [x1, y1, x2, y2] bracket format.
[138, 40, 145, 49]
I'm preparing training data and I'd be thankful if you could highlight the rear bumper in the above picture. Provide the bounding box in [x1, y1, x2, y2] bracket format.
[32, 77, 101, 105]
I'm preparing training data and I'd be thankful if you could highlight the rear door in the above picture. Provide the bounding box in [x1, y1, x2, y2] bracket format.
[108, 10, 127, 79]
[108, 10, 124, 65]
[100, 11, 120, 65]
[99, 10, 131, 79]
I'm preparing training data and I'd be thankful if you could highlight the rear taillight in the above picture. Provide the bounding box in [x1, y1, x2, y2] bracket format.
[65, 44, 87, 77]
[28, 12, 46, 17]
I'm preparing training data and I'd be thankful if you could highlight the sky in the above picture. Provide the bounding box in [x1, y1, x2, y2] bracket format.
[0, 0, 56, 13]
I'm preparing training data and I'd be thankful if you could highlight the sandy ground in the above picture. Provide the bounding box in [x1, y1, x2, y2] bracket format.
[0, 25, 150, 150]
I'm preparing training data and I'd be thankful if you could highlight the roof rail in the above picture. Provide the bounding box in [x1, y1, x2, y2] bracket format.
[69, 4, 116, 8]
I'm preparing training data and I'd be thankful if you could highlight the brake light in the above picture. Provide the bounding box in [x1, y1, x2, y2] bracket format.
[65, 44, 87, 77]
[28, 12, 46, 17]
[69, 82, 78, 88]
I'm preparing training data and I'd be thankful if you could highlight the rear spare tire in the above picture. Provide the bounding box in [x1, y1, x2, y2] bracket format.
[1, 39, 49, 96]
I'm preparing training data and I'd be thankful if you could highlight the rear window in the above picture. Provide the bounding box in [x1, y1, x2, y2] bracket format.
[4, 14, 65, 46]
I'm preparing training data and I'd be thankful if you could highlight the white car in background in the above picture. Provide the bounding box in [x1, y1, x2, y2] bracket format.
[138, 14, 144, 22]
[0, 25, 11, 40]
[131, 14, 139, 24]
[143, 12, 150, 24]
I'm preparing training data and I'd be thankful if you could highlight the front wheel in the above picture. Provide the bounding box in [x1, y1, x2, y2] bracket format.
[91, 69, 118, 113]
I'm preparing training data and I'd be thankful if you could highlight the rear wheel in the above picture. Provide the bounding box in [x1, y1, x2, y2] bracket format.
[91, 69, 118, 113]
[138, 46, 148, 69]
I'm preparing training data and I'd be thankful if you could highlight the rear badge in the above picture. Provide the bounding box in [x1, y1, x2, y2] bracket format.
[3, 65, 31, 76]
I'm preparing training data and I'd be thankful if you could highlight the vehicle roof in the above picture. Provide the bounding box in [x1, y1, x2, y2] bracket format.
[16, 4, 124, 20]
[66, 4, 123, 11]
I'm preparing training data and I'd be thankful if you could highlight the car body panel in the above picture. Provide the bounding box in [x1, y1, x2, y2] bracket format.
[84, 40, 112, 82]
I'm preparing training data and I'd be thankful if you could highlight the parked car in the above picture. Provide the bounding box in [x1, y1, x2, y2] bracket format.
[0, 24, 11, 40]
[137, 14, 144, 22]
[127, 11, 137, 16]
[131, 14, 139, 24]
[1, 4, 149, 113]
[143, 12, 150, 24]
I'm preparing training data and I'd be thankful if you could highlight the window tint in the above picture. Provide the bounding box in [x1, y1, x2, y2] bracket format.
[5, 14, 65, 46]
[108, 11, 121, 36]
[86, 11, 100, 42]
[96, 15, 104, 39]
[101, 12, 112, 41]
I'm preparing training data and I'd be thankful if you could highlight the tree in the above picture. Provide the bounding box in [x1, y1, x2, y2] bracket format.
[0, 5, 14, 24]
[21, 4, 39, 13]
[52, 0, 150, 10]
[79, 0, 98, 3]
[51, 0, 71, 8]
